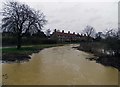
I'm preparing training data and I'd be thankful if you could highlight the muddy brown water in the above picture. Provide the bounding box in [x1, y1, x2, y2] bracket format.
[1, 44, 118, 85]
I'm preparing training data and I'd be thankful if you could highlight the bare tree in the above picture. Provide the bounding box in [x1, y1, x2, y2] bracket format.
[82, 25, 95, 37]
[104, 28, 118, 38]
[1, 1, 47, 49]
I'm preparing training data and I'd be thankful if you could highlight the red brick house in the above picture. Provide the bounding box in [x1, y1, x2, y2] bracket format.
[51, 29, 89, 42]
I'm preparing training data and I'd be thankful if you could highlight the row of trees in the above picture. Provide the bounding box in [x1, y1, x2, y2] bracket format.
[82, 25, 120, 40]
[81, 25, 120, 56]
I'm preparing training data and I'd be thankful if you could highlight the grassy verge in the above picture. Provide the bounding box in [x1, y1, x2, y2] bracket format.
[2, 44, 64, 63]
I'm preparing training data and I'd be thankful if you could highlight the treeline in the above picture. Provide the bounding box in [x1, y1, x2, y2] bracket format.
[2, 31, 57, 46]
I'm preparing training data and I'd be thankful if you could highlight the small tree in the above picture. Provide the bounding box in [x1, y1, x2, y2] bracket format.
[82, 25, 96, 42]
[82, 25, 96, 37]
[1, 1, 47, 49]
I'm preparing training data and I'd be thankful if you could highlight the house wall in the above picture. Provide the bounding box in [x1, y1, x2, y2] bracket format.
[51, 30, 89, 42]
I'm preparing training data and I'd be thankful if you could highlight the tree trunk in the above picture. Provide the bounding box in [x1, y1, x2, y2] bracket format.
[17, 34, 22, 49]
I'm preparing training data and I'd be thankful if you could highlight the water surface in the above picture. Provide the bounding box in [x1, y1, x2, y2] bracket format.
[2, 44, 118, 85]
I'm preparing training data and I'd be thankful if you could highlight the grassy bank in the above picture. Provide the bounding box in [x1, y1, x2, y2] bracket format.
[2, 44, 64, 63]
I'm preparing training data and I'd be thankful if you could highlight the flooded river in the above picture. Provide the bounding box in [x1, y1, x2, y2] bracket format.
[2, 44, 118, 85]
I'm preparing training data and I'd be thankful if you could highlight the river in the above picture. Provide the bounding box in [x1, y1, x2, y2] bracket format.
[1, 44, 118, 85]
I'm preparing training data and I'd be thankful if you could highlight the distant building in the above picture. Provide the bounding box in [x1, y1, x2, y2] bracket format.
[51, 29, 89, 42]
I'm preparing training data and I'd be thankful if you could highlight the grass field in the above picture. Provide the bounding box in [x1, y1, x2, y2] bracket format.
[2, 44, 64, 62]
[2, 44, 63, 53]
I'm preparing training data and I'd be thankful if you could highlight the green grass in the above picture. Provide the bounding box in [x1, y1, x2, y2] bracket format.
[2, 44, 64, 54]
[1, 44, 64, 62]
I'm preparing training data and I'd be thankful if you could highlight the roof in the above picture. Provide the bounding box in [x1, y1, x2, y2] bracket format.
[54, 32, 80, 37]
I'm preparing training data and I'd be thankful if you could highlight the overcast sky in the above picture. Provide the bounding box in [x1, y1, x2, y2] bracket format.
[0, 0, 119, 33]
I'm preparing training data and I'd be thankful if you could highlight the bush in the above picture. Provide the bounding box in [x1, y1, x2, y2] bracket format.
[2, 37, 17, 46]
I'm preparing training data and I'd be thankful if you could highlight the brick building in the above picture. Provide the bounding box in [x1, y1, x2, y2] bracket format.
[51, 29, 89, 42]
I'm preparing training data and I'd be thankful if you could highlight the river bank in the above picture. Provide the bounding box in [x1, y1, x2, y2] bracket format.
[2, 44, 64, 63]
[75, 44, 120, 71]
[2, 44, 118, 85]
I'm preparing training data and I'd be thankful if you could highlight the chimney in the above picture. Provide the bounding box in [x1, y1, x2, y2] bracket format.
[62, 30, 64, 33]
[68, 31, 70, 34]
[77, 33, 79, 35]
[54, 29, 56, 32]
[73, 32, 75, 34]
